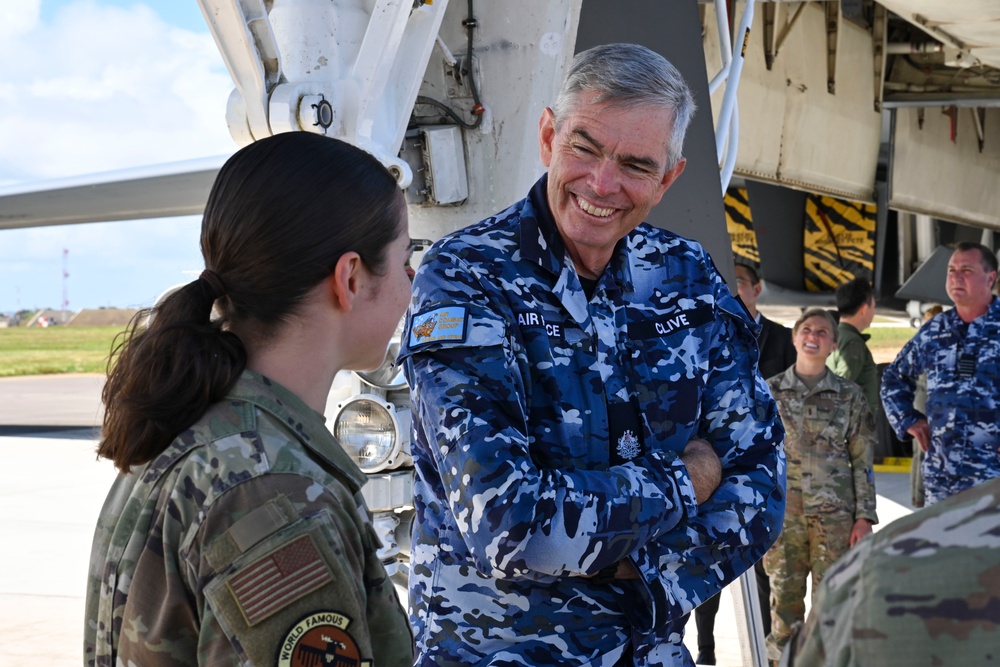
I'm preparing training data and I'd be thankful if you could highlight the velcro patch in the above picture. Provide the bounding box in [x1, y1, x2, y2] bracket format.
[228, 534, 332, 626]
[627, 306, 714, 339]
[277, 612, 371, 667]
[409, 306, 468, 347]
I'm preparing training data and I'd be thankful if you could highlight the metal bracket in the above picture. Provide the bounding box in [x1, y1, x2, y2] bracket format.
[872, 2, 887, 112]
[769, 2, 808, 70]
[197, 0, 451, 186]
[763, 3, 777, 70]
[825, 1, 840, 94]
[973, 107, 986, 153]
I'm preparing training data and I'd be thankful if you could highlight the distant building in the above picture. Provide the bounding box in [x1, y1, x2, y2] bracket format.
[68, 308, 139, 327]
[26, 309, 74, 327]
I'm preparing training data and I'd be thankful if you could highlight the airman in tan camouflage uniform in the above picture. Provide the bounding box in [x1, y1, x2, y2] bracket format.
[84, 371, 412, 666]
[764, 309, 878, 662]
[84, 133, 415, 666]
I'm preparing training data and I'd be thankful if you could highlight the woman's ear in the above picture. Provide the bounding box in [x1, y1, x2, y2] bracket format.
[327, 251, 364, 311]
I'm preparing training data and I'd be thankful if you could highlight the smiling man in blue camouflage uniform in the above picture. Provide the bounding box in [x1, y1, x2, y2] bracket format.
[882, 241, 1000, 505]
[399, 43, 786, 666]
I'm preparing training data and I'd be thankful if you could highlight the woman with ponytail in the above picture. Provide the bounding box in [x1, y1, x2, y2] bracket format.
[84, 133, 415, 666]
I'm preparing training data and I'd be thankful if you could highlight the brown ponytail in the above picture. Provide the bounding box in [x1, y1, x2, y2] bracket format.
[99, 278, 246, 471]
[97, 133, 403, 472]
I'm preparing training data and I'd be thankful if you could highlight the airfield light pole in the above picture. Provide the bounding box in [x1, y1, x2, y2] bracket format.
[62, 248, 69, 323]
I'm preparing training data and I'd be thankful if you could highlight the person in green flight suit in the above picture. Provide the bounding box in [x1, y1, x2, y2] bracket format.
[827, 277, 878, 413]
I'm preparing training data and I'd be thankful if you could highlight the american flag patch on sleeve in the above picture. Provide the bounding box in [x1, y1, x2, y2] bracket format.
[227, 534, 334, 626]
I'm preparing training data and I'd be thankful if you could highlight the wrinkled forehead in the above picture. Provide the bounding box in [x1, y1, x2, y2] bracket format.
[949, 250, 991, 272]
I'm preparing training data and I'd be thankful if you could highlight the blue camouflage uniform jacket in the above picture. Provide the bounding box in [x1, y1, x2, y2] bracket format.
[882, 297, 1000, 504]
[399, 177, 786, 666]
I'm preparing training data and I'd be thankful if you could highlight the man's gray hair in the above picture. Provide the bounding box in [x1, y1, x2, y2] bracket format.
[551, 43, 696, 170]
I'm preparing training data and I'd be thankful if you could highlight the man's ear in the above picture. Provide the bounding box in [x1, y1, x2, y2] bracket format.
[753, 281, 763, 299]
[327, 251, 364, 312]
[538, 107, 556, 168]
[648, 158, 687, 209]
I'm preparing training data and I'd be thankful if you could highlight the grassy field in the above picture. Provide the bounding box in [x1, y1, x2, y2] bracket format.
[868, 326, 917, 349]
[0, 323, 918, 377]
[866, 326, 917, 364]
[0, 326, 125, 376]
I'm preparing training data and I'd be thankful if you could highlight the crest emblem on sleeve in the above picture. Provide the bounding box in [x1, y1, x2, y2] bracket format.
[277, 612, 372, 667]
[412, 314, 439, 339]
[408, 306, 468, 346]
[616, 429, 641, 460]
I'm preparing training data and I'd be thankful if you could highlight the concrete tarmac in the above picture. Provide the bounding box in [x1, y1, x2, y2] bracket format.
[0, 374, 916, 666]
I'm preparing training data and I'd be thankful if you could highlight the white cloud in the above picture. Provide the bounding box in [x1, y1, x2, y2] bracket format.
[0, 0, 40, 40]
[0, 1, 234, 182]
[0, 1, 234, 311]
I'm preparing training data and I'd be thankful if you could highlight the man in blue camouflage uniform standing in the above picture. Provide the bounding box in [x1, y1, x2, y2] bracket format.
[400, 43, 786, 666]
[882, 241, 1000, 505]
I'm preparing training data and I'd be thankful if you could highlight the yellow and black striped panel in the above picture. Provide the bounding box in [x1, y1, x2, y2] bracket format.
[803, 194, 876, 292]
[725, 188, 759, 270]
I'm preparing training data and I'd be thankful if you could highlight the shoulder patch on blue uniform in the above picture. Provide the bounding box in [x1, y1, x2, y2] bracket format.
[409, 306, 468, 347]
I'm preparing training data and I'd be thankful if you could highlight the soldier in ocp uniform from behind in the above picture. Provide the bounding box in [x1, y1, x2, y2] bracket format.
[764, 308, 878, 663]
[84, 134, 415, 666]
[778, 475, 1000, 666]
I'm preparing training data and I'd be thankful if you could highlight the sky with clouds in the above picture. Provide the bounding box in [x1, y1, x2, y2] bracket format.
[0, 0, 236, 313]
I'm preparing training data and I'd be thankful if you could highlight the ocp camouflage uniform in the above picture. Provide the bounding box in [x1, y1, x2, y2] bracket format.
[83, 371, 412, 667]
[399, 176, 786, 666]
[780, 476, 1000, 667]
[882, 297, 1000, 504]
[764, 367, 877, 661]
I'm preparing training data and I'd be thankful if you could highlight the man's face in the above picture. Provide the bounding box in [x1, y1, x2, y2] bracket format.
[946, 249, 997, 309]
[734, 265, 762, 312]
[539, 90, 686, 274]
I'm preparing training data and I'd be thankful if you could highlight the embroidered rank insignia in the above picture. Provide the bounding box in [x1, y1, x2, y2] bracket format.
[409, 306, 468, 346]
[228, 535, 332, 626]
[277, 612, 372, 667]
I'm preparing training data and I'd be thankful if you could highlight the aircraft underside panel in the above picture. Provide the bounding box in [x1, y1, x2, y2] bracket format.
[405, 0, 582, 242]
[890, 107, 1000, 231]
[704, 2, 882, 202]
